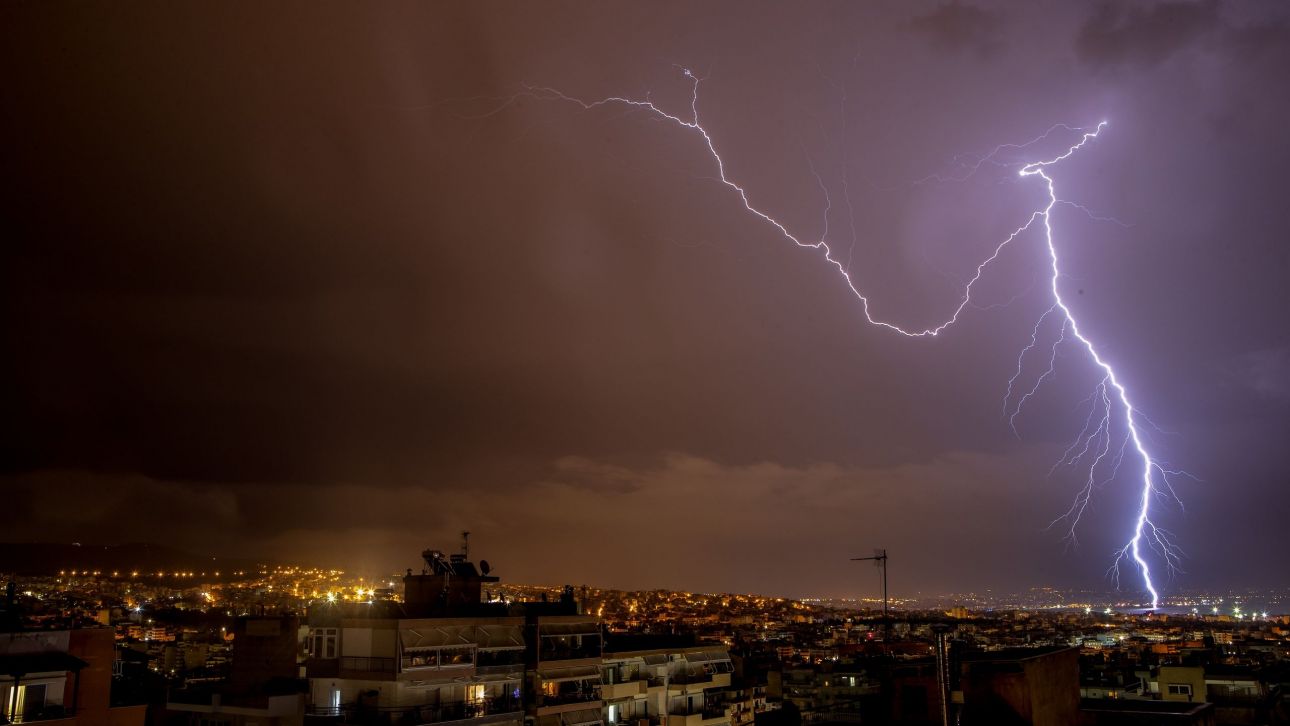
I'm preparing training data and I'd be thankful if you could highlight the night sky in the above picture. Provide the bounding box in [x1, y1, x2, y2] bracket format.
[3, 2, 1288, 599]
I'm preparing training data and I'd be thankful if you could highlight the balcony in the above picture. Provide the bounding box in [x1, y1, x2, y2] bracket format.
[306, 696, 522, 725]
[664, 706, 726, 726]
[542, 690, 603, 708]
[602, 681, 648, 700]
[475, 664, 524, 680]
[702, 706, 727, 722]
[0, 705, 75, 724]
[539, 647, 602, 663]
[667, 672, 731, 693]
[341, 656, 397, 675]
[306, 656, 341, 678]
[668, 705, 717, 718]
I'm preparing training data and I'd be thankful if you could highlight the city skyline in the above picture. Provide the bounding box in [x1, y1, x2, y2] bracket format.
[4, 2, 1290, 599]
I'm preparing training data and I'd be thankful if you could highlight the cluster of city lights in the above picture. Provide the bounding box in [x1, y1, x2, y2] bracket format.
[58, 569, 238, 578]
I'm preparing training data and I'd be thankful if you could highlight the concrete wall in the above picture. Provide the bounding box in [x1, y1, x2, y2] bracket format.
[1159, 666, 1205, 702]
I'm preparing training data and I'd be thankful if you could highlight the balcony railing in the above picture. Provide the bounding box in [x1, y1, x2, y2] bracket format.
[605, 669, 645, 684]
[476, 664, 524, 678]
[341, 656, 396, 673]
[2, 705, 75, 724]
[306, 656, 341, 678]
[542, 690, 602, 707]
[539, 648, 602, 662]
[306, 696, 522, 725]
[668, 672, 714, 686]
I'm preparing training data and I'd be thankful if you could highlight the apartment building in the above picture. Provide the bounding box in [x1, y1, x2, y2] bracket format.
[600, 638, 732, 726]
[0, 627, 146, 725]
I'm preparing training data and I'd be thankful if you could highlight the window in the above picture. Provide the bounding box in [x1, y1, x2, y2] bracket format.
[403, 649, 439, 670]
[1167, 684, 1193, 697]
[309, 628, 338, 659]
[3, 683, 49, 721]
[401, 646, 475, 671]
[441, 646, 474, 666]
[477, 648, 525, 669]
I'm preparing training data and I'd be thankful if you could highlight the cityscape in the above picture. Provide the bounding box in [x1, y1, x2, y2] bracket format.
[5, 2, 1289, 726]
[4, 541, 1290, 724]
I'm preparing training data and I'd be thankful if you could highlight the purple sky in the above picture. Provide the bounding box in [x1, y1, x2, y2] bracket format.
[3, 2, 1288, 599]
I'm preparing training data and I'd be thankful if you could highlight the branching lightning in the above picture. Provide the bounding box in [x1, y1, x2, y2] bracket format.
[496, 69, 1186, 608]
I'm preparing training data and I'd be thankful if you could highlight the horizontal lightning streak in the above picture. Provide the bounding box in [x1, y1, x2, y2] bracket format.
[514, 72, 1032, 338]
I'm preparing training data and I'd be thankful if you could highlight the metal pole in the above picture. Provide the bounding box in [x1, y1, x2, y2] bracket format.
[931, 624, 952, 726]
[850, 550, 889, 648]
[881, 551, 888, 645]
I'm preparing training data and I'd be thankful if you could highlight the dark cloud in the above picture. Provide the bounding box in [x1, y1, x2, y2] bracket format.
[0, 450, 1098, 596]
[907, 2, 1004, 58]
[0, 471, 242, 551]
[1076, 0, 1221, 67]
[2, 2, 1288, 595]
[1235, 347, 1290, 403]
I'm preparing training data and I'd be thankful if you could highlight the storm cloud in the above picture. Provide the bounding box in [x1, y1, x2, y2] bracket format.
[3, 1, 1288, 597]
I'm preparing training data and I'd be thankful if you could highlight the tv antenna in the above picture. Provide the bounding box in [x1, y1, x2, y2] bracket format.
[851, 548, 889, 645]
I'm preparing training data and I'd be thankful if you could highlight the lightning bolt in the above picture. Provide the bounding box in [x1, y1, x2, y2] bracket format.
[493, 70, 1184, 608]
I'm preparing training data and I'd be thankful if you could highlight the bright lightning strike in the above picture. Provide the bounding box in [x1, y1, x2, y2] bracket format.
[495, 71, 1186, 608]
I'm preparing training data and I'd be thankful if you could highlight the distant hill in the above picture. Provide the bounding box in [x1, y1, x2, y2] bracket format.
[0, 542, 261, 577]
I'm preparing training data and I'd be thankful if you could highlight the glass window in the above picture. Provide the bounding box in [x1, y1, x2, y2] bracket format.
[309, 628, 338, 659]
[441, 646, 475, 666]
[402, 649, 439, 670]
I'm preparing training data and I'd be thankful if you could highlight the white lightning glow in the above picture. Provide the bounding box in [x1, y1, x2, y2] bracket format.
[497, 71, 1183, 608]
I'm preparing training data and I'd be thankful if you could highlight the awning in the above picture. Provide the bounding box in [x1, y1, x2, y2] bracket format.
[540, 622, 601, 637]
[476, 624, 525, 650]
[0, 652, 88, 677]
[683, 651, 730, 664]
[642, 654, 669, 665]
[538, 665, 602, 683]
[401, 624, 526, 650]
[401, 625, 476, 649]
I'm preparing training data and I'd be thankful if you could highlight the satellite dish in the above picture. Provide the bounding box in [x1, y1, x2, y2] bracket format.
[480, 560, 491, 575]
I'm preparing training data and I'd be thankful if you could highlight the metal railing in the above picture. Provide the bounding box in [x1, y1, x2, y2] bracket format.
[476, 664, 523, 678]
[306, 696, 523, 724]
[539, 648, 602, 662]
[542, 690, 602, 707]
[341, 656, 396, 673]
[2, 705, 75, 724]
[668, 672, 714, 686]
[701, 707, 726, 721]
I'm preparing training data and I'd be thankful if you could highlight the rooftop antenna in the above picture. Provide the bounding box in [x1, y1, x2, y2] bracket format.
[851, 548, 889, 647]
[461, 531, 471, 561]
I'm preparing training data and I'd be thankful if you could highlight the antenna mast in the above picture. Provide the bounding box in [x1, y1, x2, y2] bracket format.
[851, 549, 889, 646]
